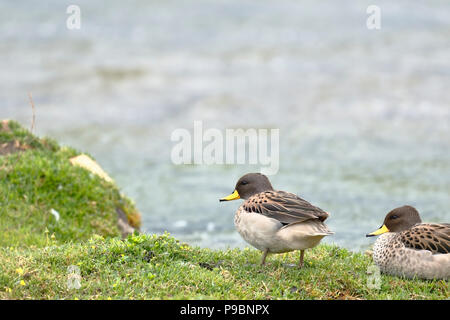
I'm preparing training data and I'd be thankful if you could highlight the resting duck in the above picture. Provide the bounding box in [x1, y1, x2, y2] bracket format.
[366, 205, 450, 279]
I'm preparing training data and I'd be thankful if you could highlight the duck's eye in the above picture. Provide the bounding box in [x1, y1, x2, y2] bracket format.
[390, 215, 399, 220]
[240, 181, 248, 186]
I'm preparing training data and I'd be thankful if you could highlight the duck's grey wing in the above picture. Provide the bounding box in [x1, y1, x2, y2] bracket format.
[243, 190, 329, 225]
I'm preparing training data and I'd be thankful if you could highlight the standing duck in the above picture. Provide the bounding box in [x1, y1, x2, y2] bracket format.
[366, 205, 450, 279]
[220, 173, 333, 267]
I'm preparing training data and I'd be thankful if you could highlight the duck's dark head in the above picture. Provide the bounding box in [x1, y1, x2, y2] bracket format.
[220, 173, 274, 201]
[366, 205, 422, 237]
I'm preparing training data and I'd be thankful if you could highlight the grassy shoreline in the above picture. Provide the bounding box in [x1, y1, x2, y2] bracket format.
[0, 120, 140, 248]
[1, 233, 447, 299]
[0, 120, 448, 300]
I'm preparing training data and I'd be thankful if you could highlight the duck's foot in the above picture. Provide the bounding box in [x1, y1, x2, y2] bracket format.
[260, 249, 269, 266]
[298, 250, 305, 268]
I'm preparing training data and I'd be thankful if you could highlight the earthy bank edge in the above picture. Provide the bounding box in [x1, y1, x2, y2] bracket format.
[0, 120, 448, 299]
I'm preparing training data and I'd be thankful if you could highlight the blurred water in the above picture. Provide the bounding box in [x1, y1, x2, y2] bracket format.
[1, 0, 449, 252]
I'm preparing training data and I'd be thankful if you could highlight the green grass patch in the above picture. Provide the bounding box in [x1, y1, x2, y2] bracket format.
[0, 120, 140, 247]
[0, 233, 447, 300]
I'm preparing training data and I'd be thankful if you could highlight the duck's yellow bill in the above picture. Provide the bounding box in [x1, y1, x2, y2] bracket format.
[219, 190, 240, 202]
[366, 224, 390, 237]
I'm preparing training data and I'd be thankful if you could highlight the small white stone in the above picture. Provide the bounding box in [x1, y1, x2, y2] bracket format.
[50, 208, 60, 221]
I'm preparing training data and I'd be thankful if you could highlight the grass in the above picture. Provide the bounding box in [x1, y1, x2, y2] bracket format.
[0, 120, 140, 247]
[0, 233, 447, 300]
[0, 120, 448, 300]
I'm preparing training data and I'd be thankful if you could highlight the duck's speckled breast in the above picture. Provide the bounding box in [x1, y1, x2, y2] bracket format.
[372, 233, 399, 270]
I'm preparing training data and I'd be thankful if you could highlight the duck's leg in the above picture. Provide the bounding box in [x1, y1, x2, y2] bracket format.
[298, 250, 305, 268]
[260, 249, 269, 266]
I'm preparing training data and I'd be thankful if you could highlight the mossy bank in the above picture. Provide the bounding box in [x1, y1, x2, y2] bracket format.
[0, 120, 140, 247]
[0, 121, 448, 300]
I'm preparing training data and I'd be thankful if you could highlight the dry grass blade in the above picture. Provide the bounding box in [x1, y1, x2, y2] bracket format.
[28, 92, 36, 133]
